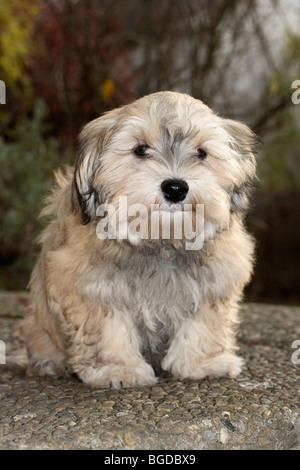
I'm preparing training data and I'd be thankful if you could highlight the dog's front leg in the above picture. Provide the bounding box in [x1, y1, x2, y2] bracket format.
[161, 301, 244, 381]
[68, 307, 157, 389]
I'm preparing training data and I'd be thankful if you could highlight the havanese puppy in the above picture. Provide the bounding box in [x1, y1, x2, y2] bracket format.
[22, 91, 256, 389]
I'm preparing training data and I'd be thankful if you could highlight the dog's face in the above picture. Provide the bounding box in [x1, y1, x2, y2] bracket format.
[73, 92, 256, 246]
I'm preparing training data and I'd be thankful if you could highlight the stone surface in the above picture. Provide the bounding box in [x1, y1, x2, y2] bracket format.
[0, 292, 299, 450]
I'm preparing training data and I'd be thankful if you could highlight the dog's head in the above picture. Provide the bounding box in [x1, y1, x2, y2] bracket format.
[72, 92, 256, 247]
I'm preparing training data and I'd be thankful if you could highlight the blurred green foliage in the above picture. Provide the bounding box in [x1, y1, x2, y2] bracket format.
[257, 27, 300, 189]
[0, 0, 299, 296]
[257, 112, 300, 189]
[0, 99, 73, 289]
[0, 0, 41, 114]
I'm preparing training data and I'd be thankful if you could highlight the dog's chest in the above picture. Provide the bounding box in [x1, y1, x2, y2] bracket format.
[84, 246, 204, 370]
[121, 248, 202, 370]
[86, 246, 203, 319]
[107, 249, 200, 312]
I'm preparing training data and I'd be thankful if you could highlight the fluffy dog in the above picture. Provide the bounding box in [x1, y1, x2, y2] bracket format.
[22, 91, 256, 388]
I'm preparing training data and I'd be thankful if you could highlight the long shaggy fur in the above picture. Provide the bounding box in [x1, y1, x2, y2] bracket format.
[22, 92, 256, 388]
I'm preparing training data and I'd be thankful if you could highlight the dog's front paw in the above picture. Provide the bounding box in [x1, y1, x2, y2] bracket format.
[162, 352, 244, 381]
[77, 362, 157, 389]
[198, 352, 244, 379]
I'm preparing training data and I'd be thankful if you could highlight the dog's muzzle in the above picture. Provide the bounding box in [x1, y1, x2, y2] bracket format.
[161, 179, 189, 203]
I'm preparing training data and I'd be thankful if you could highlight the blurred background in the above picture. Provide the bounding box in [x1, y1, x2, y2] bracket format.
[0, 0, 299, 304]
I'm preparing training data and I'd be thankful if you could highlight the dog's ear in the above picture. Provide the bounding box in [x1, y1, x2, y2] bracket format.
[72, 110, 120, 224]
[222, 119, 258, 215]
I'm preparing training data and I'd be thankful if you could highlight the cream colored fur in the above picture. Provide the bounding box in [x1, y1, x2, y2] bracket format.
[21, 92, 256, 388]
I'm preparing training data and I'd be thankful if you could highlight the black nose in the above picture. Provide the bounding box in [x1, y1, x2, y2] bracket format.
[161, 179, 189, 203]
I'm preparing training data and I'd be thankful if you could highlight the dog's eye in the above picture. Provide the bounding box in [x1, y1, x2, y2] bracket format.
[134, 144, 150, 158]
[197, 148, 207, 160]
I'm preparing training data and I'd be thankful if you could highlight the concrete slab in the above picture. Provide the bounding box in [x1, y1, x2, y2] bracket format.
[0, 292, 299, 450]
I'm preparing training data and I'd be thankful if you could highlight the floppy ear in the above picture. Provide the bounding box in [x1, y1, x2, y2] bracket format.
[72, 110, 120, 224]
[222, 119, 257, 215]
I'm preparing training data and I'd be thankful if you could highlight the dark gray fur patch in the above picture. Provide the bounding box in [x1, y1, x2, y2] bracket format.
[230, 182, 254, 215]
[138, 323, 169, 374]
[157, 122, 199, 167]
[72, 125, 113, 224]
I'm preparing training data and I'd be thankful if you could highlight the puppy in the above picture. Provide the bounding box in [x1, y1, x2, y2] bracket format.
[22, 92, 256, 389]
